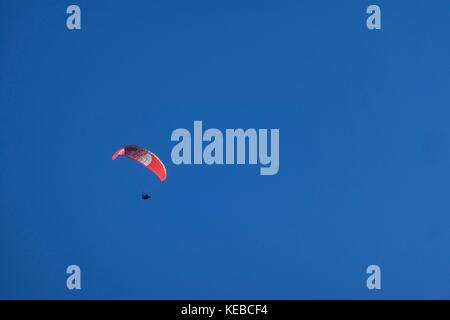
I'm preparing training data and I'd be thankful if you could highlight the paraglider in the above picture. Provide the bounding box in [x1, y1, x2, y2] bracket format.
[112, 146, 167, 199]
[141, 193, 151, 200]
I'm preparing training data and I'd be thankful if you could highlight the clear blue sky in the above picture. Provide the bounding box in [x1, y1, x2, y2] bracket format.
[1, 0, 450, 299]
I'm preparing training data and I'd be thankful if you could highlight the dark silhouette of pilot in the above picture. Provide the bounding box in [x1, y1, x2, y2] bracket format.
[141, 193, 151, 200]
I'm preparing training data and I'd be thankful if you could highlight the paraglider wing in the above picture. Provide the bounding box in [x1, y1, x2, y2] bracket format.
[112, 146, 167, 181]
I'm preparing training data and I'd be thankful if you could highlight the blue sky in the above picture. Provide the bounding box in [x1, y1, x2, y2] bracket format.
[1, 0, 450, 299]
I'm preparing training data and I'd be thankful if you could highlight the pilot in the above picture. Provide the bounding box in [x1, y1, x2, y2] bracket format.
[141, 193, 151, 200]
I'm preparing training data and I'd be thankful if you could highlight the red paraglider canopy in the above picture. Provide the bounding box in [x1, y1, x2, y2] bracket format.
[112, 146, 167, 181]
